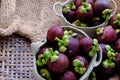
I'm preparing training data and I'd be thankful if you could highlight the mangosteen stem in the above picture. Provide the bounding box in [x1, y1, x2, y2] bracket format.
[114, 14, 120, 26]
[55, 37, 64, 45]
[59, 46, 67, 53]
[62, 7, 70, 14]
[117, 14, 120, 20]
[96, 27, 104, 35]
[103, 60, 109, 68]
[105, 45, 116, 59]
[40, 69, 51, 80]
[102, 9, 112, 21]
[109, 62, 115, 68]
[72, 20, 87, 27]
[89, 39, 99, 57]
[73, 59, 84, 67]
[79, 67, 87, 74]
[73, 59, 86, 75]
[103, 59, 116, 68]
[36, 60, 43, 67]
[50, 55, 59, 62]
[71, 2, 76, 10]
[80, 3, 92, 13]
[115, 29, 120, 34]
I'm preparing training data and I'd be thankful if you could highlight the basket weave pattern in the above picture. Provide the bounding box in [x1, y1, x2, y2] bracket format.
[0, 0, 119, 80]
[0, 34, 34, 80]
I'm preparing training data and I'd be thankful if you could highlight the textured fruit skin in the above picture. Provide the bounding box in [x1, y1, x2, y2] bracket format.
[99, 44, 107, 60]
[109, 15, 118, 29]
[65, 37, 80, 58]
[97, 26, 117, 44]
[64, 10, 77, 23]
[115, 53, 120, 73]
[48, 53, 69, 73]
[74, 56, 88, 68]
[75, 0, 94, 7]
[60, 71, 77, 80]
[47, 26, 64, 43]
[79, 37, 93, 54]
[93, 0, 111, 16]
[76, 4, 94, 22]
[114, 39, 120, 52]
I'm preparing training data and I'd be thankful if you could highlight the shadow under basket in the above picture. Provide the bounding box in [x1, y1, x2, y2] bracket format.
[0, 34, 34, 80]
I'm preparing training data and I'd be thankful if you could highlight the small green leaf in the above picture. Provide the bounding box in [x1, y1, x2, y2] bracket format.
[73, 59, 82, 67]
[109, 62, 115, 68]
[93, 39, 98, 45]
[71, 33, 78, 37]
[74, 67, 79, 73]
[62, 35, 69, 41]
[40, 69, 51, 79]
[80, 6, 87, 13]
[117, 13, 120, 19]
[63, 39, 70, 46]
[105, 45, 111, 51]
[59, 46, 67, 53]
[79, 67, 86, 75]
[89, 50, 95, 57]
[62, 7, 70, 14]
[50, 55, 59, 62]
[41, 59, 47, 65]
[38, 54, 44, 60]
[96, 27, 104, 35]
[36, 60, 43, 67]
[58, 42, 62, 47]
[103, 61, 109, 68]
[54, 50, 59, 55]
[44, 51, 50, 58]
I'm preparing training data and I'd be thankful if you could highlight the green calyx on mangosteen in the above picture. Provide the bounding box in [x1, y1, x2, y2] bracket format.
[48, 53, 69, 73]
[55, 30, 77, 53]
[73, 59, 87, 75]
[96, 27, 104, 35]
[113, 14, 120, 26]
[80, 3, 92, 13]
[36, 48, 59, 67]
[72, 56, 88, 75]
[72, 20, 87, 27]
[62, 2, 76, 14]
[102, 9, 112, 21]
[89, 39, 99, 57]
[40, 68, 52, 80]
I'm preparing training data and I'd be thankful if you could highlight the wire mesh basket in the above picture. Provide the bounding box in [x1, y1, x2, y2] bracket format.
[0, 34, 34, 80]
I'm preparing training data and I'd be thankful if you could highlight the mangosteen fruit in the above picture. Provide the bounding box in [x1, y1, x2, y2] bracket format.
[110, 13, 120, 29]
[60, 71, 77, 80]
[79, 37, 99, 57]
[47, 25, 64, 43]
[93, 0, 111, 16]
[48, 53, 69, 73]
[96, 26, 117, 44]
[72, 56, 88, 75]
[76, 2, 93, 22]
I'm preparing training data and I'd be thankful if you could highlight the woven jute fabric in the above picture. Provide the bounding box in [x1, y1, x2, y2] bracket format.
[0, 0, 67, 42]
[0, 0, 120, 42]
[0, 0, 120, 80]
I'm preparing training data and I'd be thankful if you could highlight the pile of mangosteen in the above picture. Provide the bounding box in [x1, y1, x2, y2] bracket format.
[62, 0, 112, 27]
[36, 25, 100, 80]
[35, 0, 120, 80]
[89, 12, 120, 80]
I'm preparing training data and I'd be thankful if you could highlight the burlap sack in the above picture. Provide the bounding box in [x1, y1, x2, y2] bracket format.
[0, 0, 120, 42]
[0, 0, 120, 80]
[0, 0, 67, 42]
